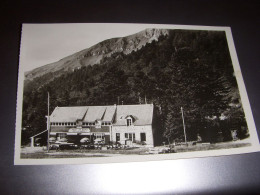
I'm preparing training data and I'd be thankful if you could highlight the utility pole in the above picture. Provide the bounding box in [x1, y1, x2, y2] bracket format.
[181, 107, 187, 144]
[47, 92, 50, 152]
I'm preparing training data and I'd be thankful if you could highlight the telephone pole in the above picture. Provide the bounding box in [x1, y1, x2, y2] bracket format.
[47, 92, 50, 152]
[181, 107, 187, 144]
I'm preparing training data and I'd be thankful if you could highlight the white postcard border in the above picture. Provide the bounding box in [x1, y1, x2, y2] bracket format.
[14, 23, 260, 165]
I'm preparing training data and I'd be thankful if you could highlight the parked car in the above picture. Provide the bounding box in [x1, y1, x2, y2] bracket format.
[50, 144, 60, 150]
[86, 144, 95, 149]
[106, 145, 113, 149]
[80, 137, 90, 144]
[59, 144, 78, 150]
[94, 144, 102, 150]
[80, 144, 95, 150]
[94, 138, 105, 145]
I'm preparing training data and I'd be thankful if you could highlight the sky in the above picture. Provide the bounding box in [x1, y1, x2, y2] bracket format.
[20, 23, 159, 72]
[19, 23, 223, 72]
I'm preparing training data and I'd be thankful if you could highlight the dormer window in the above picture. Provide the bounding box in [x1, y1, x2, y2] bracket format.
[126, 118, 132, 126]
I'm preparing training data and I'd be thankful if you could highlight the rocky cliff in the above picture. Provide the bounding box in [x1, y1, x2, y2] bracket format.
[25, 28, 169, 81]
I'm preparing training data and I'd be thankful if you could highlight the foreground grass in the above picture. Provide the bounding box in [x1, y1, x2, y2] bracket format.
[20, 141, 251, 159]
[174, 142, 251, 153]
[20, 147, 149, 159]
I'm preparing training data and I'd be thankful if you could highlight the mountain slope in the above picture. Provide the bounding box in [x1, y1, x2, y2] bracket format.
[25, 28, 169, 81]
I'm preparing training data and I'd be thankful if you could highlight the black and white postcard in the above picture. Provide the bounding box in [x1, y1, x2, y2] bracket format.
[14, 23, 260, 165]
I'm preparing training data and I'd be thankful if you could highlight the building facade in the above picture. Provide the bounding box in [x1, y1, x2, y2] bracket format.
[49, 104, 154, 147]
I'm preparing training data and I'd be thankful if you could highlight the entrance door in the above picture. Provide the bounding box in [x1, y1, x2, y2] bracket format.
[140, 133, 146, 142]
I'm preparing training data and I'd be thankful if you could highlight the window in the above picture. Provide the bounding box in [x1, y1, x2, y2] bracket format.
[127, 118, 132, 126]
[116, 133, 120, 142]
[57, 133, 67, 140]
[140, 133, 146, 142]
[125, 133, 135, 141]
[95, 134, 104, 139]
[60, 133, 66, 139]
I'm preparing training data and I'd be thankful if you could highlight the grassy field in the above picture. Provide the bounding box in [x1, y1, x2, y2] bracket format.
[20, 140, 251, 159]
[20, 147, 149, 159]
[173, 142, 250, 153]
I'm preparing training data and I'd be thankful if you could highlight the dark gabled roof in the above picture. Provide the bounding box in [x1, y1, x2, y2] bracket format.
[114, 104, 153, 126]
[83, 106, 116, 122]
[50, 104, 153, 125]
[50, 106, 116, 123]
[50, 106, 88, 122]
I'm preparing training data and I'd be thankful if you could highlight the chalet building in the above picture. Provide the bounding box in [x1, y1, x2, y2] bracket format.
[49, 104, 154, 147]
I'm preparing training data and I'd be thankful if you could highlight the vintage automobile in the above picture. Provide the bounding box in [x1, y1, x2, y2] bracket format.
[59, 144, 78, 150]
[49, 144, 60, 150]
[50, 142, 78, 150]
[80, 144, 95, 150]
